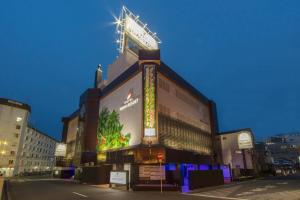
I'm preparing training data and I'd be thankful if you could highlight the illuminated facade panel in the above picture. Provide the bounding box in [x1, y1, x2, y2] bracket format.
[143, 64, 157, 137]
[98, 72, 143, 148]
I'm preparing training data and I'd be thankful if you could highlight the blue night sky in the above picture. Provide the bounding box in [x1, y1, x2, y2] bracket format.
[1, 1, 300, 141]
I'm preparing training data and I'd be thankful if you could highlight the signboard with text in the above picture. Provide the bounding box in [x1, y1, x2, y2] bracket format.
[55, 143, 66, 157]
[139, 165, 165, 180]
[110, 171, 128, 185]
[238, 132, 253, 149]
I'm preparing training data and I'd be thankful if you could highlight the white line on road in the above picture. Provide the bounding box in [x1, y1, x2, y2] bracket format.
[183, 193, 248, 200]
[72, 192, 88, 198]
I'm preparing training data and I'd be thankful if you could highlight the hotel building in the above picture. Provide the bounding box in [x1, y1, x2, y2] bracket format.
[0, 98, 57, 176]
[17, 125, 57, 175]
[0, 98, 31, 176]
[62, 7, 223, 189]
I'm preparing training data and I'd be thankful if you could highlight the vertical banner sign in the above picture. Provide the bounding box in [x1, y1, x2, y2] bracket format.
[144, 64, 156, 137]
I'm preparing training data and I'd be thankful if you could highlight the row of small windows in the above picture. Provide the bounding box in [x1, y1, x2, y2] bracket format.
[20, 160, 53, 167]
[24, 136, 55, 149]
[22, 144, 54, 154]
[26, 129, 55, 143]
[21, 152, 54, 160]
[158, 77, 170, 92]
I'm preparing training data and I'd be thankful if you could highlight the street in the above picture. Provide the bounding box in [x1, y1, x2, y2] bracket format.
[8, 174, 300, 200]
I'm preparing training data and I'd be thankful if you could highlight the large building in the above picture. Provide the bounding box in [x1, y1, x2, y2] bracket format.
[16, 125, 57, 175]
[265, 133, 300, 166]
[61, 7, 222, 189]
[0, 98, 31, 176]
[0, 98, 58, 177]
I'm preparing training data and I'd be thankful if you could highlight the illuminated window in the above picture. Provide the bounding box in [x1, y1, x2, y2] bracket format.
[16, 117, 22, 122]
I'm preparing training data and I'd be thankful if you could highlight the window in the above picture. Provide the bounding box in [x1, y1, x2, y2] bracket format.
[158, 78, 170, 92]
[14, 133, 19, 138]
[8, 160, 13, 165]
[16, 125, 21, 130]
[10, 151, 15, 155]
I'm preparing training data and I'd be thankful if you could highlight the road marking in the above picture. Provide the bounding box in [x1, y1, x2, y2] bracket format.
[252, 187, 267, 192]
[276, 182, 288, 185]
[236, 191, 254, 196]
[183, 193, 248, 200]
[72, 192, 88, 198]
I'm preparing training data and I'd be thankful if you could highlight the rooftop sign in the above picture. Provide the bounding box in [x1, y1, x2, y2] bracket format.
[115, 6, 161, 54]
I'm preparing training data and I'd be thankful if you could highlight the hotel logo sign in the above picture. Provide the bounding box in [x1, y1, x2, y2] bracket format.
[115, 6, 161, 54]
[119, 89, 139, 111]
[125, 16, 158, 50]
[238, 132, 253, 149]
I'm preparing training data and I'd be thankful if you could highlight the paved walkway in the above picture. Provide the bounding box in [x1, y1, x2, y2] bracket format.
[184, 175, 300, 200]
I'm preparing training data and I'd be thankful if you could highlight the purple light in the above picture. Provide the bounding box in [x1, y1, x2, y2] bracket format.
[199, 164, 210, 170]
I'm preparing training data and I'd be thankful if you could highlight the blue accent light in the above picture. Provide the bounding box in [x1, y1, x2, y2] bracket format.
[165, 163, 176, 171]
[199, 164, 210, 170]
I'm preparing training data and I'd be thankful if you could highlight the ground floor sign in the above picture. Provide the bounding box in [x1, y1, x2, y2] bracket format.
[109, 171, 129, 190]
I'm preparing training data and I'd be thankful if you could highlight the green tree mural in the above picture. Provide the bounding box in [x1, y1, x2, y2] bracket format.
[96, 108, 131, 152]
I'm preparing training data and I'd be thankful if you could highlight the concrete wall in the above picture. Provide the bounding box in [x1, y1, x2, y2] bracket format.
[157, 73, 211, 133]
[107, 50, 138, 84]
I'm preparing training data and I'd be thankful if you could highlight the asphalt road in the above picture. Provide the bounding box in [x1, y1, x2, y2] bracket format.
[8, 174, 300, 200]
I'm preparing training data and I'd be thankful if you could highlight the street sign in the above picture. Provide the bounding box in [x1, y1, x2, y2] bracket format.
[157, 152, 164, 193]
[157, 153, 163, 161]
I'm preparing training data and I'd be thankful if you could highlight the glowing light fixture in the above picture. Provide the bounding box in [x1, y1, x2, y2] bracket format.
[16, 117, 22, 122]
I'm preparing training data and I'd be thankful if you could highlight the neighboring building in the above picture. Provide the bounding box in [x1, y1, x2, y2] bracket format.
[265, 133, 300, 166]
[0, 98, 58, 177]
[254, 142, 274, 172]
[217, 129, 256, 178]
[62, 7, 222, 189]
[0, 98, 31, 177]
[61, 110, 81, 166]
[16, 125, 58, 175]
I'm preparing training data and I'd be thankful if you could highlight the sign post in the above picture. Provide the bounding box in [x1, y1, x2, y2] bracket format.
[157, 153, 163, 193]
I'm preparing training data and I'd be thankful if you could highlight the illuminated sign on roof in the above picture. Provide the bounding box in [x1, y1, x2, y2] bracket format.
[114, 6, 161, 54]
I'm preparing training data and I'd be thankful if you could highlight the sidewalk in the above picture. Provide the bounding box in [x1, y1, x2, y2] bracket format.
[185, 178, 259, 194]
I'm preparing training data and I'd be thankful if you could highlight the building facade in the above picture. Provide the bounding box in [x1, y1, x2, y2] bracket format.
[217, 129, 257, 178]
[61, 7, 224, 189]
[16, 125, 57, 175]
[265, 133, 300, 166]
[0, 98, 58, 177]
[0, 98, 31, 176]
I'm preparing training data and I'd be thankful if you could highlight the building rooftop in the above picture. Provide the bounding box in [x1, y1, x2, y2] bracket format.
[27, 124, 59, 142]
[0, 97, 31, 112]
